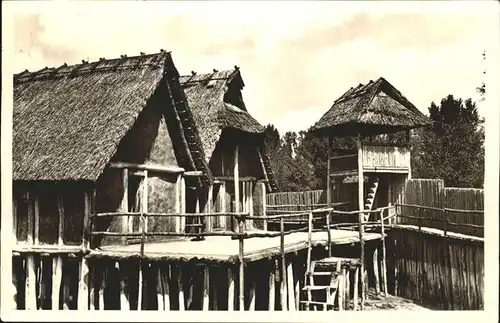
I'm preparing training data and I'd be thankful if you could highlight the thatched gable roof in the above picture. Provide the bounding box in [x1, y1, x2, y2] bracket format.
[13, 51, 210, 183]
[179, 68, 277, 191]
[312, 77, 431, 137]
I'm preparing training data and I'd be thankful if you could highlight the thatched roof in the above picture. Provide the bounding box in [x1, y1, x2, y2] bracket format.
[13, 51, 210, 182]
[179, 68, 277, 191]
[312, 77, 431, 137]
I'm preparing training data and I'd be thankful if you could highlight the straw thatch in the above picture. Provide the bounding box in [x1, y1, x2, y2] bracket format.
[179, 68, 277, 191]
[13, 51, 209, 182]
[312, 77, 431, 137]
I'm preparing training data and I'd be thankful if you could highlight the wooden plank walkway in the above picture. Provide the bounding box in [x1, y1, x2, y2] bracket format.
[90, 229, 383, 263]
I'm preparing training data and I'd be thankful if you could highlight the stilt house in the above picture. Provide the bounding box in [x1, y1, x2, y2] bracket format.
[180, 68, 277, 232]
[311, 77, 431, 223]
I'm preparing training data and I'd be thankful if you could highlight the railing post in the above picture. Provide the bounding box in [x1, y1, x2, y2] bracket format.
[280, 216, 286, 310]
[238, 215, 245, 311]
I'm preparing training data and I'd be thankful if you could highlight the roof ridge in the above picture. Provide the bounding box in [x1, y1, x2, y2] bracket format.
[14, 50, 172, 84]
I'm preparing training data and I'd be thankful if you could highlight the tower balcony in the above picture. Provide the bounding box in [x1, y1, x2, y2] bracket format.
[329, 145, 410, 177]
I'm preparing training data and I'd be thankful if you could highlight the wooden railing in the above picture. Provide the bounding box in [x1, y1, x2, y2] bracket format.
[362, 145, 410, 170]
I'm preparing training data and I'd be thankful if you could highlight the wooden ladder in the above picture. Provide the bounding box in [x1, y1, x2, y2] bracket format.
[363, 176, 380, 222]
[300, 257, 361, 311]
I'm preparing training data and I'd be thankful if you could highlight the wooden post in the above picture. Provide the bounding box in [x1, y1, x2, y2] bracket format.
[220, 183, 227, 229]
[207, 185, 214, 232]
[119, 261, 130, 310]
[175, 174, 181, 233]
[373, 248, 380, 295]
[294, 265, 300, 311]
[137, 262, 143, 311]
[338, 270, 344, 311]
[353, 267, 359, 311]
[27, 192, 34, 245]
[57, 195, 64, 245]
[227, 266, 235, 311]
[52, 256, 63, 310]
[234, 144, 240, 232]
[142, 170, 149, 239]
[249, 277, 256, 311]
[345, 267, 350, 310]
[279, 217, 286, 310]
[380, 211, 388, 296]
[268, 262, 275, 311]
[286, 258, 295, 311]
[98, 263, 106, 310]
[326, 137, 332, 257]
[356, 134, 365, 310]
[121, 169, 129, 245]
[163, 265, 171, 311]
[34, 194, 39, 245]
[202, 265, 210, 311]
[249, 182, 254, 230]
[238, 218, 245, 311]
[180, 176, 186, 232]
[406, 130, 412, 179]
[178, 264, 185, 311]
[25, 255, 37, 310]
[261, 182, 267, 231]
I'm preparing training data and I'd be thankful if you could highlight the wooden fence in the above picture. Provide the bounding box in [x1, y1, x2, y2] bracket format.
[387, 228, 483, 310]
[398, 179, 484, 237]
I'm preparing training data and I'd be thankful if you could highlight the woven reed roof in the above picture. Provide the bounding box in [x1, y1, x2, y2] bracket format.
[179, 68, 277, 190]
[13, 51, 208, 182]
[312, 77, 431, 137]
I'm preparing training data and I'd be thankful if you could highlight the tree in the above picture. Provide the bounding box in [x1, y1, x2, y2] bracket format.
[411, 95, 484, 188]
[476, 50, 486, 101]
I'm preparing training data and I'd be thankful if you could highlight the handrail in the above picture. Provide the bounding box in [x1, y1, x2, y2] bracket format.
[395, 203, 484, 214]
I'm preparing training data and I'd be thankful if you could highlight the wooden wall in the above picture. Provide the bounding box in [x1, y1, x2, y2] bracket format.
[388, 228, 484, 310]
[399, 179, 484, 237]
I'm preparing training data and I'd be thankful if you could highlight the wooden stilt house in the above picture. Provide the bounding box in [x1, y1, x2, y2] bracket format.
[305, 77, 431, 308]
[180, 68, 277, 232]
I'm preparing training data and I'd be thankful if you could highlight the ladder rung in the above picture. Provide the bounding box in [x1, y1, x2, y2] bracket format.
[302, 285, 333, 291]
[307, 271, 336, 276]
[299, 301, 331, 305]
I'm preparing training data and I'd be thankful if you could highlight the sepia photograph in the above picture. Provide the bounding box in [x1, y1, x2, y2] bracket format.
[1, 0, 499, 321]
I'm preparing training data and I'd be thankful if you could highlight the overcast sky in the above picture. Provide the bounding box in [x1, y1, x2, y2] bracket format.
[10, 1, 496, 134]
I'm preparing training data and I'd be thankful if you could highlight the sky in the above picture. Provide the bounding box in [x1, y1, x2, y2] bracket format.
[9, 1, 497, 135]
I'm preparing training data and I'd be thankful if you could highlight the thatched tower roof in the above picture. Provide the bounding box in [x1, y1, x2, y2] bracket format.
[311, 77, 431, 137]
[179, 68, 277, 191]
[13, 51, 210, 183]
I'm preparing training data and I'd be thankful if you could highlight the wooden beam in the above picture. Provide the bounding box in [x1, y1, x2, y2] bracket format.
[286, 259, 295, 311]
[261, 182, 267, 231]
[57, 195, 64, 246]
[121, 169, 129, 245]
[178, 265, 185, 311]
[353, 267, 359, 311]
[137, 262, 143, 311]
[142, 170, 149, 238]
[234, 145, 240, 232]
[373, 248, 380, 295]
[119, 261, 130, 310]
[33, 194, 39, 245]
[220, 183, 227, 229]
[268, 262, 275, 311]
[181, 177, 186, 232]
[183, 171, 204, 177]
[227, 266, 235, 311]
[109, 162, 185, 174]
[249, 182, 254, 230]
[238, 219, 245, 311]
[203, 266, 210, 311]
[207, 185, 214, 232]
[214, 176, 257, 182]
[52, 256, 63, 310]
[175, 174, 181, 233]
[25, 254, 37, 310]
[78, 257, 90, 310]
[27, 192, 34, 245]
[381, 211, 388, 296]
[279, 217, 286, 310]
[356, 134, 365, 310]
[249, 276, 256, 311]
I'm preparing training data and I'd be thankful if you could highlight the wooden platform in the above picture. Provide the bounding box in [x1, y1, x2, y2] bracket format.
[89, 229, 384, 263]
